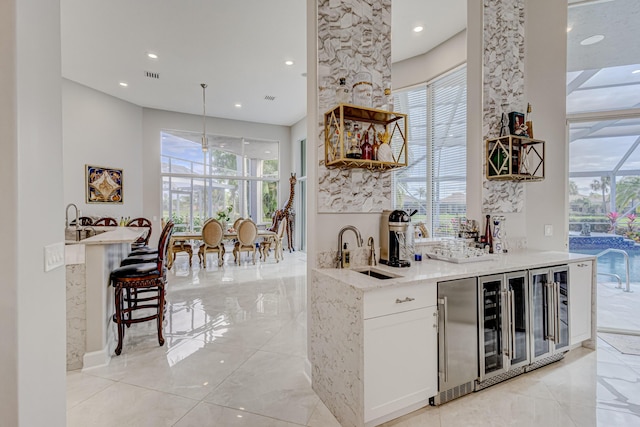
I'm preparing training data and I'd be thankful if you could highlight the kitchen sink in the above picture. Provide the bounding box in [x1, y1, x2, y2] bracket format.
[356, 268, 401, 280]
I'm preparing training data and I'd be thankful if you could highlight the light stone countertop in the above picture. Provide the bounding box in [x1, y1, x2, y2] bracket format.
[314, 250, 596, 292]
[65, 227, 144, 246]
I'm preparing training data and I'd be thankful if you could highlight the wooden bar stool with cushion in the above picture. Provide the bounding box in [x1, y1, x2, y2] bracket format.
[233, 219, 258, 265]
[126, 217, 152, 249]
[110, 220, 174, 355]
[197, 218, 226, 268]
[94, 217, 118, 226]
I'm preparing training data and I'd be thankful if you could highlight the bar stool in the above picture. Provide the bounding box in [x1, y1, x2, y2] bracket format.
[126, 217, 152, 249]
[110, 221, 174, 355]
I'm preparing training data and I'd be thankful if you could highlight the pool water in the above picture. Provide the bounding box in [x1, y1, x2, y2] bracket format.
[572, 249, 640, 282]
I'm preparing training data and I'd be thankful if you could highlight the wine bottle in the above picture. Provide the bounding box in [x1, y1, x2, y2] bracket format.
[372, 132, 380, 161]
[347, 124, 362, 159]
[484, 214, 493, 253]
[361, 131, 373, 160]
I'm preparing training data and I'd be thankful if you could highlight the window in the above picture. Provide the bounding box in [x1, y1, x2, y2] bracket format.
[393, 66, 467, 237]
[161, 131, 279, 231]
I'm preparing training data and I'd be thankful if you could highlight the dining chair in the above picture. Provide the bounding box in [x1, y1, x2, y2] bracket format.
[94, 217, 118, 226]
[170, 240, 193, 268]
[232, 217, 244, 231]
[260, 217, 287, 262]
[198, 218, 226, 268]
[233, 219, 258, 265]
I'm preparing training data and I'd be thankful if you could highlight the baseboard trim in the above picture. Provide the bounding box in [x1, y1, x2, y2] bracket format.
[82, 346, 111, 371]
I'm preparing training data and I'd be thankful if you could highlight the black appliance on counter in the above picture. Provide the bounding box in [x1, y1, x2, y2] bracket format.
[379, 210, 411, 267]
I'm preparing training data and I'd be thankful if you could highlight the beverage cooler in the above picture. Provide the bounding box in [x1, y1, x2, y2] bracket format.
[477, 271, 529, 385]
[529, 266, 570, 363]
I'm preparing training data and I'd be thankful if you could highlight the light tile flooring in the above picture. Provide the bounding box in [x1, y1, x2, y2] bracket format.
[67, 252, 640, 426]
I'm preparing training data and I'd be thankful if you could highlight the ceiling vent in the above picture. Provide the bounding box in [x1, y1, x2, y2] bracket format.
[144, 71, 160, 79]
[264, 95, 276, 101]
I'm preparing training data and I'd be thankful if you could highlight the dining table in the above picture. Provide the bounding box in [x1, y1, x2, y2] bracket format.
[168, 229, 277, 269]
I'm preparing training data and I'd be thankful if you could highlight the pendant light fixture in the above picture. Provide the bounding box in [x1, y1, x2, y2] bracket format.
[201, 83, 208, 152]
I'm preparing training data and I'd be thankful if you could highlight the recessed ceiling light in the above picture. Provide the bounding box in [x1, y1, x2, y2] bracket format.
[265, 150, 271, 154]
[580, 34, 605, 46]
[220, 144, 225, 148]
[234, 103, 242, 108]
[567, 26, 573, 33]
[244, 141, 250, 145]
[147, 52, 158, 59]
[119, 82, 128, 87]
[413, 26, 424, 33]
[632, 70, 640, 74]
[285, 60, 294, 66]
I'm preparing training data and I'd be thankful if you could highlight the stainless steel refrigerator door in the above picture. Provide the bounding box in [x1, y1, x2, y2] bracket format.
[506, 271, 530, 368]
[553, 266, 570, 352]
[438, 278, 478, 391]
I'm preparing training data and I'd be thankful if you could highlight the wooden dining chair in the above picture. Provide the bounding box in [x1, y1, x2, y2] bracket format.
[233, 219, 258, 265]
[198, 218, 226, 268]
[94, 217, 118, 226]
[260, 217, 287, 262]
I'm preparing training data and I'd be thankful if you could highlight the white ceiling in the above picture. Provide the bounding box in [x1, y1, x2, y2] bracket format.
[61, 0, 467, 127]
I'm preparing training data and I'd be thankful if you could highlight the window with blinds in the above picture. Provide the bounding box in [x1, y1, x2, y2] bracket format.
[393, 66, 467, 237]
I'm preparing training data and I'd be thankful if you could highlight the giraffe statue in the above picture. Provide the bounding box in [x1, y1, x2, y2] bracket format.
[267, 173, 296, 252]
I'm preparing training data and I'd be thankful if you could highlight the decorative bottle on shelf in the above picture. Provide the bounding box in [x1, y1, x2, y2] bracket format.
[335, 77, 350, 105]
[352, 71, 373, 107]
[372, 132, 380, 161]
[483, 214, 493, 253]
[361, 131, 373, 160]
[525, 103, 534, 138]
[346, 123, 362, 159]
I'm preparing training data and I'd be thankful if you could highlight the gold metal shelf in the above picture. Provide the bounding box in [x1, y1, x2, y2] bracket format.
[486, 135, 545, 182]
[324, 104, 408, 170]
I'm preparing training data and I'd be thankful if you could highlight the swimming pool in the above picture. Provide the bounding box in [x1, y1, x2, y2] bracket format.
[571, 248, 640, 283]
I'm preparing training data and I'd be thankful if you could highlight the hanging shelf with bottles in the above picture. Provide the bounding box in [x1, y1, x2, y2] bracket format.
[485, 135, 545, 181]
[324, 103, 408, 170]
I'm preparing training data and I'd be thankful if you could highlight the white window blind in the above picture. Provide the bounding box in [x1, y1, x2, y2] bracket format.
[393, 66, 467, 237]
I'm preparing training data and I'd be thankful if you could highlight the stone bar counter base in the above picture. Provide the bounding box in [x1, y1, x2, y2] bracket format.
[65, 227, 145, 371]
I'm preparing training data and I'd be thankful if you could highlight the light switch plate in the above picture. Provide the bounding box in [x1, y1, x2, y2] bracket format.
[44, 242, 65, 272]
[544, 224, 553, 237]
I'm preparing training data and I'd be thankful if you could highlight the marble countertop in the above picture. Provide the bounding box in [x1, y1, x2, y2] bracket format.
[314, 250, 596, 292]
[66, 227, 144, 246]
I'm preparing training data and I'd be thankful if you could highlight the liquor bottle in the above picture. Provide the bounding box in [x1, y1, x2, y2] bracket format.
[361, 131, 373, 160]
[483, 214, 493, 253]
[347, 124, 362, 159]
[525, 103, 534, 138]
[332, 127, 341, 159]
[371, 132, 380, 161]
[335, 77, 350, 105]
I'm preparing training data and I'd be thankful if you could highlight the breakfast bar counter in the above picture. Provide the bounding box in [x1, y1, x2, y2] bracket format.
[65, 228, 144, 371]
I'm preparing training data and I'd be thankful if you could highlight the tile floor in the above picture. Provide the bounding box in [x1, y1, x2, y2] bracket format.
[67, 252, 640, 426]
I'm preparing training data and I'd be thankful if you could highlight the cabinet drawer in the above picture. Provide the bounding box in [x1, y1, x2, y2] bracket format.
[364, 282, 436, 319]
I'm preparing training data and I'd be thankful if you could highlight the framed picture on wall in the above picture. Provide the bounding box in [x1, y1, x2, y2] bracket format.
[86, 165, 123, 203]
[508, 112, 526, 135]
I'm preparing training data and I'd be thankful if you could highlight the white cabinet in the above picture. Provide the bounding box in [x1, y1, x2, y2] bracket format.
[569, 261, 593, 345]
[363, 284, 437, 425]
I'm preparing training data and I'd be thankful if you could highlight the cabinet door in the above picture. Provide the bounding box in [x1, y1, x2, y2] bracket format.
[364, 306, 437, 423]
[569, 261, 593, 345]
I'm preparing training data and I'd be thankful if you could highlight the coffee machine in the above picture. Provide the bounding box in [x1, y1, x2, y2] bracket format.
[380, 210, 411, 267]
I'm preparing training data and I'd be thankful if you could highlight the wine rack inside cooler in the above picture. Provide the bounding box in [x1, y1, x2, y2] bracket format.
[482, 280, 503, 374]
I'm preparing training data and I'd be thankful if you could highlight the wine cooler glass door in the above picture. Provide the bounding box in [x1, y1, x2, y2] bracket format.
[530, 269, 553, 362]
[506, 272, 529, 368]
[553, 267, 570, 352]
[478, 275, 507, 381]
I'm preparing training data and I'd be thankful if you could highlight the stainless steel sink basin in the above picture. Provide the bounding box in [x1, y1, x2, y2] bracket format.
[356, 268, 401, 280]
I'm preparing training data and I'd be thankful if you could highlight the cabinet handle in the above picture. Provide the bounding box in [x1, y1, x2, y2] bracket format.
[438, 297, 449, 383]
[395, 297, 415, 304]
[510, 289, 516, 359]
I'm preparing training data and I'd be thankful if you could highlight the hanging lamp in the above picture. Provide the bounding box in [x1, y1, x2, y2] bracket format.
[201, 83, 208, 152]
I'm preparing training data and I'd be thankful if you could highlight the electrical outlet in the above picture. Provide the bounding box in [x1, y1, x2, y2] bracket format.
[44, 242, 65, 272]
[544, 224, 553, 237]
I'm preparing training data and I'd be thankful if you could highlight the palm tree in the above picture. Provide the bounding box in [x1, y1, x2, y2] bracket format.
[569, 180, 579, 196]
[590, 176, 610, 213]
[616, 176, 640, 213]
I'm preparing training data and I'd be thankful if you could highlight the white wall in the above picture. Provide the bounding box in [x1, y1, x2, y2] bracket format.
[62, 79, 144, 219]
[524, 0, 568, 251]
[0, 0, 67, 425]
[392, 30, 467, 91]
[142, 108, 293, 245]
